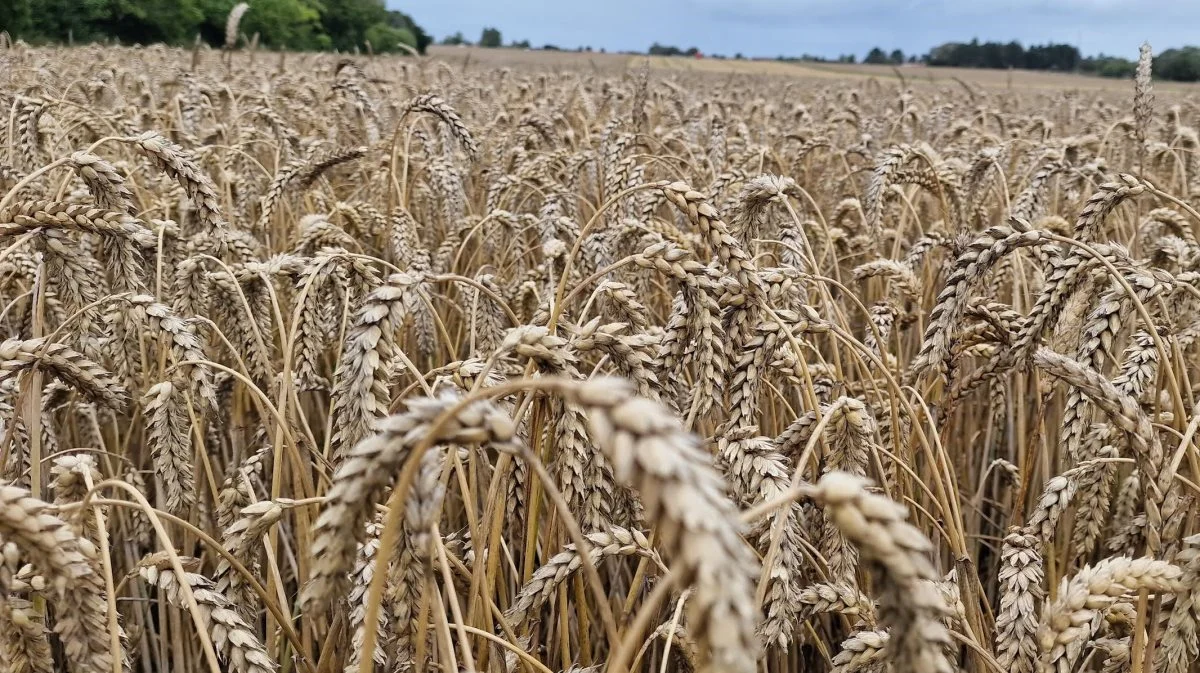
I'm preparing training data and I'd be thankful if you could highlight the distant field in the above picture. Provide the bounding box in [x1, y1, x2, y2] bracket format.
[429, 44, 1200, 92]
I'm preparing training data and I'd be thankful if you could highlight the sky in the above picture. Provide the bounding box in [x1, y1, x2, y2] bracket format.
[389, 0, 1200, 60]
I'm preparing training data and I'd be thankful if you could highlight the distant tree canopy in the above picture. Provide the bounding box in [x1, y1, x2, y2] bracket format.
[864, 48, 904, 64]
[648, 42, 699, 57]
[0, 0, 431, 53]
[925, 39, 1081, 70]
[478, 26, 501, 48]
[1156, 47, 1200, 82]
[854, 39, 1200, 82]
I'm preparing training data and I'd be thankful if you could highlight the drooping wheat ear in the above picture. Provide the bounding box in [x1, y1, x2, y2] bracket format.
[798, 582, 875, 624]
[67, 151, 135, 214]
[127, 131, 225, 234]
[389, 207, 433, 273]
[2, 199, 151, 296]
[1153, 534, 1200, 673]
[136, 553, 277, 673]
[1031, 348, 1166, 551]
[213, 498, 290, 615]
[402, 94, 479, 159]
[863, 302, 898, 359]
[0, 200, 156, 247]
[709, 115, 727, 172]
[469, 272, 507, 355]
[385, 445, 446, 673]
[0, 597, 54, 673]
[1008, 243, 1130, 365]
[255, 158, 305, 230]
[329, 272, 424, 460]
[346, 520, 390, 673]
[1069, 444, 1120, 561]
[1025, 475, 1076, 543]
[674, 281, 728, 420]
[1060, 271, 1170, 462]
[332, 63, 381, 142]
[216, 443, 272, 532]
[995, 529, 1044, 673]
[50, 453, 102, 541]
[568, 319, 661, 400]
[658, 180, 761, 296]
[142, 381, 195, 517]
[225, 3, 249, 50]
[250, 102, 301, 152]
[14, 100, 47, 171]
[889, 163, 966, 231]
[831, 629, 889, 673]
[963, 145, 1005, 213]
[1107, 472, 1144, 554]
[292, 214, 354, 254]
[807, 471, 955, 673]
[864, 145, 917, 237]
[1141, 206, 1196, 245]
[910, 217, 1047, 382]
[304, 394, 519, 612]
[499, 326, 630, 529]
[725, 310, 828, 434]
[429, 155, 466, 225]
[594, 280, 649, 332]
[775, 409, 819, 461]
[1134, 42, 1154, 151]
[1073, 174, 1147, 243]
[295, 145, 367, 191]
[714, 431, 805, 648]
[0, 483, 115, 673]
[1010, 153, 1067, 222]
[506, 527, 660, 626]
[1037, 557, 1184, 673]
[556, 377, 761, 673]
[852, 259, 919, 301]
[1151, 534, 1200, 673]
[819, 398, 875, 585]
[292, 252, 381, 391]
[208, 262, 280, 383]
[0, 338, 126, 410]
[729, 174, 799, 247]
[106, 293, 215, 407]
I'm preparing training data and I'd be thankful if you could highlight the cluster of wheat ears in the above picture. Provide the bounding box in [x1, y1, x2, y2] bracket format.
[1, 26, 1200, 673]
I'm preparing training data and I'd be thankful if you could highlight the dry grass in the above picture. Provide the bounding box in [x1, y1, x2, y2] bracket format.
[3, 37, 1200, 673]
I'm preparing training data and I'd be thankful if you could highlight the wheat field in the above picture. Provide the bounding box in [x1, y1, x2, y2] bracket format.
[0, 33, 1199, 673]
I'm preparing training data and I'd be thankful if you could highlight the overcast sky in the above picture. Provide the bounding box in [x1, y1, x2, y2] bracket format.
[390, 0, 1197, 60]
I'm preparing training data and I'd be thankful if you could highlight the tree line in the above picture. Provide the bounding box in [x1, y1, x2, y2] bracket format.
[439, 27, 596, 53]
[862, 39, 1200, 82]
[0, 0, 432, 53]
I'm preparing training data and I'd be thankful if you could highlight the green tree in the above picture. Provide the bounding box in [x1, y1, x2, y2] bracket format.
[864, 47, 888, 64]
[442, 31, 466, 45]
[320, 0, 387, 51]
[1156, 47, 1200, 81]
[0, 0, 34, 37]
[28, 0, 110, 42]
[97, 0, 204, 45]
[196, 0, 327, 50]
[889, 49, 904, 64]
[479, 26, 501, 48]
[386, 10, 430, 53]
[365, 22, 413, 52]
